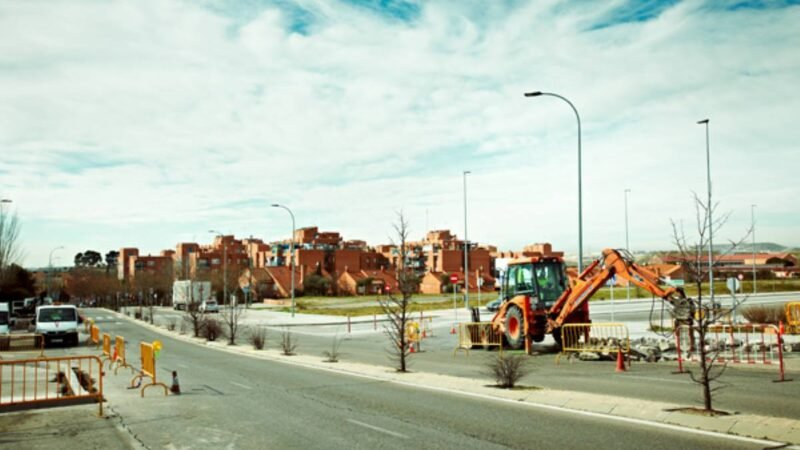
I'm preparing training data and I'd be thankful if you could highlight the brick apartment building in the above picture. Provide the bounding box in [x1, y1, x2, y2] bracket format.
[117, 248, 174, 283]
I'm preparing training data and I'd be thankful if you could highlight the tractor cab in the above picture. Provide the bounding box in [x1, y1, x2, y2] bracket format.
[503, 257, 568, 309]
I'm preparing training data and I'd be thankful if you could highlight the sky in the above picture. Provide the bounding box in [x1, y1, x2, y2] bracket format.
[1, 0, 799, 268]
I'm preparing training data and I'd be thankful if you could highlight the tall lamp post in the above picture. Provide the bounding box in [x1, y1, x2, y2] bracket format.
[271, 204, 296, 318]
[624, 188, 631, 301]
[524, 91, 583, 272]
[751, 204, 757, 294]
[463, 170, 471, 309]
[697, 119, 714, 303]
[209, 230, 228, 306]
[48, 246, 64, 298]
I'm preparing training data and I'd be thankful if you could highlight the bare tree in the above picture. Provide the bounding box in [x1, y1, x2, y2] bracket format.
[670, 192, 752, 413]
[378, 211, 420, 373]
[0, 202, 22, 278]
[221, 303, 245, 345]
[183, 301, 205, 338]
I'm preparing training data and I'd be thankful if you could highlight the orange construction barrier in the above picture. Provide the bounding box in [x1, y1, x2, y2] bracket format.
[130, 341, 168, 397]
[0, 355, 104, 416]
[101, 334, 112, 367]
[786, 302, 800, 334]
[87, 325, 100, 347]
[113, 336, 134, 375]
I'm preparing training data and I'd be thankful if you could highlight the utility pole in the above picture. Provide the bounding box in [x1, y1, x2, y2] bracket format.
[624, 188, 631, 301]
[272, 204, 296, 318]
[698, 119, 714, 304]
[463, 170, 470, 310]
[751, 204, 757, 294]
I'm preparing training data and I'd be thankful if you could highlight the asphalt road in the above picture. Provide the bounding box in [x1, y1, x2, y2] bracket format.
[78, 309, 773, 449]
[130, 292, 800, 419]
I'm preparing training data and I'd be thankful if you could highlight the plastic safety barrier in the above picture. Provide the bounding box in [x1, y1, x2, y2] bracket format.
[113, 336, 134, 375]
[0, 334, 46, 359]
[100, 334, 112, 367]
[130, 342, 168, 397]
[453, 322, 504, 356]
[87, 324, 100, 347]
[557, 323, 630, 364]
[675, 324, 790, 382]
[786, 302, 800, 334]
[84, 318, 94, 334]
[0, 355, 104, 416]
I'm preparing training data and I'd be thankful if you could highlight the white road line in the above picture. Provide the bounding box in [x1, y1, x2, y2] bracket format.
[620, 375, 691, 384]
[229, 381, 252, 390]
[346, 419, 408, 439]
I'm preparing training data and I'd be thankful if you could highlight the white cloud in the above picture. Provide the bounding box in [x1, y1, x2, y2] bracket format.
[1, 0, 798, 266]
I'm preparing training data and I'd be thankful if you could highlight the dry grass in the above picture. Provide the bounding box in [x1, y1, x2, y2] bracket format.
[741, 304, 787, 325]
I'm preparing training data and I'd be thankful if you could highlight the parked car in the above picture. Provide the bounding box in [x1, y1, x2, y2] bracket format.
[486, 295, 503, 312]
[199, 300, 219, 314]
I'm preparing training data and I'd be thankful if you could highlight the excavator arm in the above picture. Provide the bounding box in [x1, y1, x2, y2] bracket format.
[546, 248, 690, 333]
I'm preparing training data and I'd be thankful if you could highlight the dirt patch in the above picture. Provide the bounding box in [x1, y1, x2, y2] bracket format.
[483, 384, 542, 391]
[665, 407, 731, 417]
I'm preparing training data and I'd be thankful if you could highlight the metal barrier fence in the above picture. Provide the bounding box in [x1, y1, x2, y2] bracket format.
[130, 342, 168, 397]
[113, 336, 134, 375]
[0, 334, 45, 359]
[675, 324, 789, 382]
[0, 355, 104, 416]
[453, 322, 503, 356]
[786, 302, 800, 334]
[557, 323, 630, 364]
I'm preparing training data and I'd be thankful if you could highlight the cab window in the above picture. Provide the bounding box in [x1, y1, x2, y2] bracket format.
[506, 264, 534, 297]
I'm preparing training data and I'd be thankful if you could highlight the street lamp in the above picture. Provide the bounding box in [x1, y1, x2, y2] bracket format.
[751, 204, 757, 294]
[48, 246, 64, 298]
[271, 204, 296, 318]
[463, 170, 471, 310]
[624, 188, 631, 301]
[209, 230, 228, 307]
[524, 91, 583, 272]
[697, 119, 714, 303]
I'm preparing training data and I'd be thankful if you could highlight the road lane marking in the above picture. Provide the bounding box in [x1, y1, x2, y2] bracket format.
[230, 381, 252, 390]
[620, 375, 691, 384]
[347, 419, 408, 439]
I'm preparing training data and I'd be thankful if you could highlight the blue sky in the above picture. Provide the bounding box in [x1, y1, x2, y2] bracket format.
[1, 0, 799, 267]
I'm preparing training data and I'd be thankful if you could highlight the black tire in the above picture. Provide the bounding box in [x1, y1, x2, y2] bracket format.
[504, 306, 525, 350]
[552, 330, 563, 349]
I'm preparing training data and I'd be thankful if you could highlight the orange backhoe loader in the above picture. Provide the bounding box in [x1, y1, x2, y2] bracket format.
[491, 248, 691, 349]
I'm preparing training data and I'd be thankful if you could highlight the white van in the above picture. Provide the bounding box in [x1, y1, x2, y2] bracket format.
[33, 305, 82, 346]
[0, 303, 9, 334]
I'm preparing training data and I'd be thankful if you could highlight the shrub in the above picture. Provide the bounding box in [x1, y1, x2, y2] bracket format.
[741, 304, 786, 325]
[322, 335, 343, 363]
[203, 318, 223, 342]
[166, 318, 177, 332]
[486, 353, 529, 389]
[280, 329, 298, 356]
[249, 327, 267, 350]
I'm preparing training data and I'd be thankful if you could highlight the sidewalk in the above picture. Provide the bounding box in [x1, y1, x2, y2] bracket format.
[122, 310, 800, 446]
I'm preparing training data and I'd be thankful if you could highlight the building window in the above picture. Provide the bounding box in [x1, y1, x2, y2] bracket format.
[147, 261, 155, 267]
[211, 258, 221, 265]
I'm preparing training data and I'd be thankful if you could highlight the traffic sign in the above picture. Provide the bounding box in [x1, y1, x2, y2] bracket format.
[726, 277, 741, 293]
[449, 274, 458, 283]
